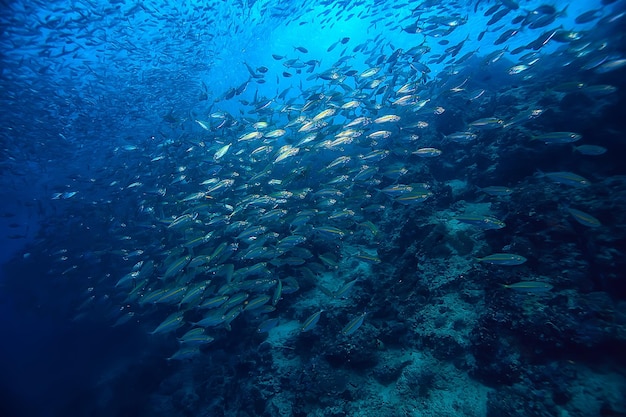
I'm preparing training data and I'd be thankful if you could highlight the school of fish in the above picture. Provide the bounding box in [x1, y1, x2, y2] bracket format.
[0, 0, 623, 360]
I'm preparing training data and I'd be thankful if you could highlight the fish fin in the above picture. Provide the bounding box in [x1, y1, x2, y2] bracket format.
[319, 285, 334, 298]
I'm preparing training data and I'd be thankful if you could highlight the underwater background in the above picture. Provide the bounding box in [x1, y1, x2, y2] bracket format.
[1, 0, 626, 416]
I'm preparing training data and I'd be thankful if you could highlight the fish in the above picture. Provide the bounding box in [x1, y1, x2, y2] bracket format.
[221, 292, 249, 310]
[478, 186, 513, 196]
[502, 281, 553, 293]
[468, 117, 504, 130]
[207, 179, 235, 194]
[341, 100, 361, 109]
[301, 310, 323, 332]
[373, 115, 401, 124]
[257, 317, 280, 333]
[531, 132, 582, 144]
[476, 253, 527, 265]
[575, 10, 601, 24]
[271, 279, 283, 306]
[565, 206, 601, 228]
[193, 311, 227, 328]
[154, 286, 188, 305]
[580, 85, 617, 97]
[333, 278, 358, 299]
[115, 271, 140, 288]
[314, 226, 346, 239]
[198, 295, 229, 310]
[394, 191, 433, 204]
[195, 120, 210, 130]
[539, 171, 591, 187]
[379, 184, 414, 197]
[359, 67, 381, 78]
[162, 255, 191, 280]
[178, 328, 214, 346]
[446, 131, 477, 143]
[572, 145, 607, 156]
[493, 29, 519, 45]
[274, 145, 299, 163]
[214, 143, 232, 160]
[243, 295, 272, 311]
[342, 312, 367, 336]
[167, 346, 201, 361]
[455, 215, 506, 230]
[149, 311, 185, 335]
[413, 148, 442, 157]
[366, 130, 392, 139]
[239, 131, 264, 141]
[499, 0, 519, 10]
[179, 282, 208, 307]
[354, 253, 381, 264]
[167, 214, 196, 229]
[312, 108, 336, 121]
[595, 59, 626, 74]
[264, 129, 286, 138]
[487, 8, 510, 26]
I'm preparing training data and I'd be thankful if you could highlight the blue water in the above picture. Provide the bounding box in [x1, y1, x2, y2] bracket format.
[2, 0, 626, 416]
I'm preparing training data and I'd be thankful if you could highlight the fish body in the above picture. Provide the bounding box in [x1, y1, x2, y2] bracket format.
[503, 281, 553, 292]
[334, 278, 358, 299]
[312, 108, 336, 121]
[244, 295, 271, 311]
[179, 282, 208, 307]
[274, 145, 299, 163]
[222, 292, 249, 310]
[477, 253, 527, 265]
[149, 311, 185, 335]
[541, 171, 591, 187]
[360, 67, 381, 78]
[468, 117, 504, 130]
[380, 184, 413, 196]
[342, 312, 367, 336]
[162, 255, 191, 280]
[178, 328, 214, 346]
[455, 215, 506, 230]
[446, 131, 477, 143]
[341, 100, 361, 109]
[566, 207, 601, 227]
[315, 226, 346, 239]
[479, 186, 513, 196]
[394, 191, 433, 204]
[413, 147, 442, 157]
[214, 143, 231, 160]
[532, 132, 582, 144]
[258, 318, 280, 333]
[264, 129, 286, 138]
[580, 85, 617, 97]
[271, 279, 283, 306]
[194, 311, 227, 328]
[155, 285, 188, 304]
[239, 131, 263, 141]
[168, 213, 196, 229]
[167, 347, 201, 361]
[373, 115, 400, 123]
[573, 145, 606, 155]
[199, 295, 229, 310]
[595, 59, 626, 74]
[301, 310, 323, 332]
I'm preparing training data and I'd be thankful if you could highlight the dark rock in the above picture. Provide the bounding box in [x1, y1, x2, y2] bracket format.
[372, 359, 412, 385]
